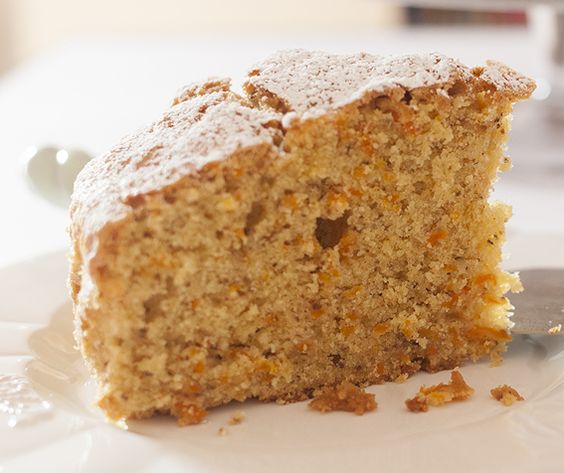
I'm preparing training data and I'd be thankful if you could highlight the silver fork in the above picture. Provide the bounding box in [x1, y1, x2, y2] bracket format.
[511, 269, 564, 335]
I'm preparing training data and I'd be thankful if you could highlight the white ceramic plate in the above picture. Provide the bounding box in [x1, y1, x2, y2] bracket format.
[1, 249, 564, 473]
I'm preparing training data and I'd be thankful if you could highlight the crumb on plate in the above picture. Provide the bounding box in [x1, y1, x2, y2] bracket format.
[405, 370, 474, 413]
[218, 426, 227, 436]
[405, 395, 429, 413]
[309, 381, 377, 415]
[490, 384, 524, 406]
[228, 410, 245, 425]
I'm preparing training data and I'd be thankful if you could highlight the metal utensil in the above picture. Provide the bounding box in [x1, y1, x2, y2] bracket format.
[511, 268, 564, 335]
[24, 146, 92, 208]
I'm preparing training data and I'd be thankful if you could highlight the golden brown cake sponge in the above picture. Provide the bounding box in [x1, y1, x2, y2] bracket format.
[69, 50, 534, 424]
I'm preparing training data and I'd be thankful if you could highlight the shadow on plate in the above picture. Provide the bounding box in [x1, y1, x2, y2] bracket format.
[26, 301, 99, 420]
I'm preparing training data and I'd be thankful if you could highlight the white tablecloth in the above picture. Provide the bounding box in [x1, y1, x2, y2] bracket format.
[0, 28, 562, 268]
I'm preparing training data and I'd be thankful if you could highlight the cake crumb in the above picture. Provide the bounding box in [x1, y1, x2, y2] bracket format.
[309, 381, 377, 415]
[548, 324, 561, 335]
[405, 370, 474, 413]
[405, 395, 428, 413]
[218, 426, 227, 436]
[228, 410, 245, 425]
[490, 385, 524, 406]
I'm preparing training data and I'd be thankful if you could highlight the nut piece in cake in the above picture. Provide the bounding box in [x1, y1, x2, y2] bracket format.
[405, 370, 474, 413]
[309, 382, 377, 415]
[490, 385, 524, 406]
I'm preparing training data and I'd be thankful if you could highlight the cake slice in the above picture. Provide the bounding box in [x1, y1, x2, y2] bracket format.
[69, 50, 534, 424]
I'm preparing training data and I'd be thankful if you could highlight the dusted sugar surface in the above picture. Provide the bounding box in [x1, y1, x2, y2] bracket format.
[71, 79, 282, 240]
[71, 50, 535, 246]
[69, 50, 534, 425]
[245, 50, 534, 117]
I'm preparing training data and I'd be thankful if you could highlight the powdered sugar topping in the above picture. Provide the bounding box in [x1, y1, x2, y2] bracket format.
[71, 81, 282, 240]
[245, 49, 534, 119]
[71, 51, 534, 247]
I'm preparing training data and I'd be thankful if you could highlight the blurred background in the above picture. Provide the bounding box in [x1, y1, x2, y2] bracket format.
[0, 0, 539, 73]
[0, 0, 563, 268]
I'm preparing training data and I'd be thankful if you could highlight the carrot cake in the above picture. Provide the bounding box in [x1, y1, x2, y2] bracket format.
[68, 49, 534, 424]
